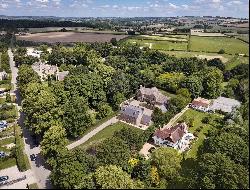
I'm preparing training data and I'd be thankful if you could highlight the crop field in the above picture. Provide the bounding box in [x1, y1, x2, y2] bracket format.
[190, 36, 249, 55]
[16, 32, 128, 43]
[140, 35, 188, 42]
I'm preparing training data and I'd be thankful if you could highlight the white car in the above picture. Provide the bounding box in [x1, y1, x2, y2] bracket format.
[0, 121, 7, 125]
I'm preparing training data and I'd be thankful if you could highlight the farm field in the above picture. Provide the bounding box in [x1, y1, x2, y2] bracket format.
[16, 32, 128, 43]
[78, 122, 142, 150]
[175, 109, 222, 159]
[140, 35, 188, 42]
[190, 36, 249, 55]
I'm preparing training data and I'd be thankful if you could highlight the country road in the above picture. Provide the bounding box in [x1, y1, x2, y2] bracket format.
[67, 117, 118, 150]
[8, 49, 52, 189]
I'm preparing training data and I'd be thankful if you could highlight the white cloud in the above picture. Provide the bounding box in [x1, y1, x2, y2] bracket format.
[0, 3, 8, 9]
[169, 3, 178, 9]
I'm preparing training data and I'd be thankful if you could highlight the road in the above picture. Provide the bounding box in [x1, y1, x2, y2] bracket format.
[8, 49, 52, 189]
[163, 105, 189, 129]
[67, 117, 118, 150]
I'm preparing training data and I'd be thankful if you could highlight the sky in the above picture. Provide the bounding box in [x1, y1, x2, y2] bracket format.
[0, 0, 249, 18]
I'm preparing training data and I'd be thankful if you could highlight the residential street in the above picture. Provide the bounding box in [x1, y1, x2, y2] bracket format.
[67, 117, 118, 150]
[8, 49, 52, 189]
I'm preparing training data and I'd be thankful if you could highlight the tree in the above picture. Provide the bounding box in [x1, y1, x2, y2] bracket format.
[203, 132, 249, 167]
[176, 88, 191, 99]
[5, 93, 11, 103]
[151, 147, 182, 183]
[110, 38, 118, 46]
[152, 107, 166, 128]
[132, 160, 151, 184]
[96, 137, 131, 168]
[114, 127, 144, 151]
[63, 96, 95, 138]
[207, 58, 225, 71]
[17, 64, 40, 95]
[181, 75, 203, 98]
[111, 92, 126, 110]
[197, 153, 249, 189]
[202, 67, 223, 99]
[169, 95, 190, 113]
[94, 165, 144, 189]
[96, 103, 113, 120]
[40, 125, 68, 167]
[218, 49, 225, 54]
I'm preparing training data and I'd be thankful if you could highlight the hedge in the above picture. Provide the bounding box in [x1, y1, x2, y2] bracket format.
[14, 125, 31, 171]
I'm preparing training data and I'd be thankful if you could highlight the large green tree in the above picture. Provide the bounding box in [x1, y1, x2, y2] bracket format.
[63, 96, 95, 138]
[197, 153, 249, 189]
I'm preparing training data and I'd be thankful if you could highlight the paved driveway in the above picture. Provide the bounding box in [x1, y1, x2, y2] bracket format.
[67, 117, 118, 150]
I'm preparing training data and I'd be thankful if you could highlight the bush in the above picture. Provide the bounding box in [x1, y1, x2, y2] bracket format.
[218, 49, 225, 54]
[201, 117, 210, 124]
[6, 93, 11, 103]
[196, 127, 201, 132]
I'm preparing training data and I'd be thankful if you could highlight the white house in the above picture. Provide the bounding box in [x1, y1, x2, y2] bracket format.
[152, 123, 190, 150]
[190, 97, 211, 112]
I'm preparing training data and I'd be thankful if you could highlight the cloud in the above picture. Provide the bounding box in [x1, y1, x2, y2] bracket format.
[0, 3, 8, 9]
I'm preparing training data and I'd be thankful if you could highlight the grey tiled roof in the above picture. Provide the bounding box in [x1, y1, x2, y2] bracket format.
[121, 105, 143, 119]
[210, 97, 241, 113]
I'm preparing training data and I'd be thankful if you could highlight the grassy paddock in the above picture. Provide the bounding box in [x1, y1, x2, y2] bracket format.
[190, 36, 249, 55]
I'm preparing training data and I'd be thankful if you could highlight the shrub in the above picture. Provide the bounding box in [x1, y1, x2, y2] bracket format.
[196, 127, 201, 132]
[218, 49, 225, 54]
[201, 117, 210, 124]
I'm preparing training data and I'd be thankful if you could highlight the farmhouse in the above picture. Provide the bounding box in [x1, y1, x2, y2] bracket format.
[190, 29, 204, 35]
[118, 105, 152, 127]
[209, 96, 241, 113]
[153, 122, 194, 150]
[137, 86, 169, 108]
[0, 71, 8, 81]
[190, 97, 211, 112]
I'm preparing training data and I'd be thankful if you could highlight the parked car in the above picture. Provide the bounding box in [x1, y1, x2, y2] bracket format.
[0, 121, 7, 125]
[0, 176, 9, 182]
[0, 151, 6, 158]
[30, 154, 36, 161]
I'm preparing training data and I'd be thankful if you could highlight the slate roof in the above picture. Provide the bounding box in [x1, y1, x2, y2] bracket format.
[154, 123, 187, 143]
[121, 105, 143, 119]
[141, 114, 151, 125]
[138, 86, 168, 104]
[210, 96, 241, 113]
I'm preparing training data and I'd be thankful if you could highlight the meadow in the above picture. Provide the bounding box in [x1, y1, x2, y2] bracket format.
[189, 36, 249, 55]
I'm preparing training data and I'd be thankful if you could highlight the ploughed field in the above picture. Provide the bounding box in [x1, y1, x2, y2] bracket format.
[16, 32, 128, 43]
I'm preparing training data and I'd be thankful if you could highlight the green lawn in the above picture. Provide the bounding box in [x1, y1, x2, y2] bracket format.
[175, 109, 222, 159]
[0, 136, 15, 152]
[78, 122, 141, 149]
[0, 136, 16, 170]
[190, 36, 249, 55]
[0, 158, 16, 170]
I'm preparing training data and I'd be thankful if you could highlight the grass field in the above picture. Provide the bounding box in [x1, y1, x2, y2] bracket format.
[175, 109, 222, 159]
[190, 36, 249, 55]
[126, 38, 188, 51]
[159, 89, 177, 99]
[225, 55, 249, 70]
[78, 122, 141, 149]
